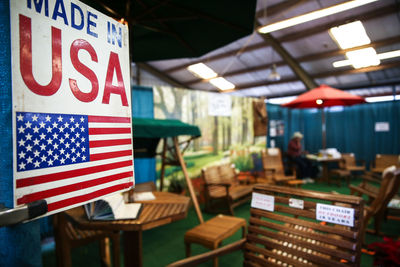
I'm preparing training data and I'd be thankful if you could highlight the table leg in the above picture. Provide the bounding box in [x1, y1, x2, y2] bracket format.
[321, 162, 329, 183]
[123, 230, 142, 267]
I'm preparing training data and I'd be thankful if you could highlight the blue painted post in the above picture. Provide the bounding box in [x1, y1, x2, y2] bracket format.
[0, 1, 42, 266]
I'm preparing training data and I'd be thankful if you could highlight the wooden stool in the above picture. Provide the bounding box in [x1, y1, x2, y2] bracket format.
[184, 214, 246, 267]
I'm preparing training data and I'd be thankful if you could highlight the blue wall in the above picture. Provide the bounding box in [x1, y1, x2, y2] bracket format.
[132, 86, 156, 184]
[267, 101, 400, 167]
[0, 1, 42, 266]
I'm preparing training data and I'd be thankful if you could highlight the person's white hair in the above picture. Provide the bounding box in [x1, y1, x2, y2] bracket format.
[292, 132, 303, 139]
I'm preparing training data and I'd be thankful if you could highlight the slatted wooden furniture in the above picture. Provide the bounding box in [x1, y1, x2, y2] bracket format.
[261, 148, 304, 186]
[202, 163, 253, 215]
[169, 184, 365, 267]
[370, 154, 399, 174]
[331, 153, 366, 186]
[53, 212, 120, 267]
[65, 191, 190, 267]
[350, 167, 400, 236]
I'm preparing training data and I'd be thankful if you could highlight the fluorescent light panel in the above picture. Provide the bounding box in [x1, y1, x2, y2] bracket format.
[209, 77, 235, 91]
[333, 49, 400, 68]
[366, 95, 400, 103]
[258, 0, 378, 34]
[187, 63, 217, 79]
[346, 47, 380, 68]
[329, 21, 370, 49]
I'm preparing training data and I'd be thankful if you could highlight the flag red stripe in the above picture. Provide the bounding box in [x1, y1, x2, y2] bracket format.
[90, 150, 132, 161]
[88, 115, 131, 123]
[17, 171, 133, 205]
[47, 182, 133, 211]
[89, 138, 132, 148]
[89, 128, 131, 135]
[16, 160, 133, 188]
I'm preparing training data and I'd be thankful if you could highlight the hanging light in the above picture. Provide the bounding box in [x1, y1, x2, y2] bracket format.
[268, 64, 281, 81]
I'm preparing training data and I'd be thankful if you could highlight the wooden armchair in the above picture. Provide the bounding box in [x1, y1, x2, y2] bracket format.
[260, 148, 303, 186]
[350, 166, 400, 236]
[53, 212, 120, 267]
[169, 184, 365, 267]
[202, 163, 253, 215]
[370, 154, 399, 174]
[331, 153, 366, 185]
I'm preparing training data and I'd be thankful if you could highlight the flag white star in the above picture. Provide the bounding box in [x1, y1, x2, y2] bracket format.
[53, 143, 59, 149]
[33, 160, 40, 168]
[26, 144, 32, 151]
[80, 126, 85, 132]
[46, 126, 52, 133]
[71, 137, 76, 143]
[33, 126, 39, 133]
[70, 127, 75, 132]
[45, 115, 51, 122]
[52, 133, 58, 139]
[18, 162, 26, 170]
[41, 155, 47, 162]
[59, 126, 65, 132]
[60, 158, 66, 164]
[82, 155, 86, 161]
[33, 138, 40, 146]
[81, 137, 85, 142]
[76, 142, 80, 147]
[65, 143, 70, 148]
[39, 133, 46, 140]
[25, 133, 32, 140]
[75, 132, 80, 138]
[52, 122, 58, 128]
[48, 159, 54, 166]
[71, 147, 76, 153]
[76, 152, 81, 157]
[47, 149, 53, 156]
[17, 114, 24, 121]
[18, 126, 25, 133]
[65, 153, 70, 159]
[64, 122, 69, 128]
[39, 122, 46, 128]
[70, 117, 75, 123]
[47, 138, 53, 145]
[53, 154, 59, 160]
[59, 138, 65, 144]
[80, 117, 84, 122]
[81, 147, 86, 152]
[71, 156, 76, 162]
[65, 133, 70, 139]
[32, 115, 38, 121]
[40, 144, 46, 150]
[33, 150, 40, 157]
[26, 156, 33, 164]
[18, 139, 25, 146]
[25, 121, 32, 128]
[57, 116, 63, 122]
[18, 151, 26, 159]
[60, 148, 65, 154]
[75, 122, 79, 128]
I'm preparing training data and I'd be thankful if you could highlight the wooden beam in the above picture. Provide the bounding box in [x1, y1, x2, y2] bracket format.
[163, 4, 398, 73]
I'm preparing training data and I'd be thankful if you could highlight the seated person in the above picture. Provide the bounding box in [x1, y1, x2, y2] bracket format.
[287, 132, 316, 181]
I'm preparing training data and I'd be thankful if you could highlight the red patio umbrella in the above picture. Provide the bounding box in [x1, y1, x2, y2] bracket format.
[281, 84, 365, 148]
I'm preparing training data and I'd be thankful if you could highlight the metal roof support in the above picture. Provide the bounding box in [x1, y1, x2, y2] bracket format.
[256, 21, 317, 90]
[136, 63, 189, 89]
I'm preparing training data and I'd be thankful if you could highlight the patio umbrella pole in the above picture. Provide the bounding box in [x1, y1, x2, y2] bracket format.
[322, 109, 326, 149]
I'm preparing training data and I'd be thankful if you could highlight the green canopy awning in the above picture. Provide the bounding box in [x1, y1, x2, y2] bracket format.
[132, 118, 201, 158]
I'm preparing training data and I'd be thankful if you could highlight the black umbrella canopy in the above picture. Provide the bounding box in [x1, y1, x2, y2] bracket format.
[82, 0, 257, 62]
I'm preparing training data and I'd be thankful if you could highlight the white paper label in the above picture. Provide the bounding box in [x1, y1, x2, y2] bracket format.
[251, 192, 274, 212]
[316, 203, 354, 227]
[289, 198, 304, 209]
[375, 122, 390, 132]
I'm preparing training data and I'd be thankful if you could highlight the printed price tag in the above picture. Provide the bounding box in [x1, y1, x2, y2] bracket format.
[289, 198, 304, 209]
[251, 192, 274, 212]
[316, 203, 354, 227]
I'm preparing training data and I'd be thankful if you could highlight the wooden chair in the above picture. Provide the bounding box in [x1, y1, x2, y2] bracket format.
[202, 163, 253, 215]
[331, 153, 366, 186]
[260, 148, 304, 187]
[370, 154, 399, 174]
[350, 166, 400, 236]
[53, 212, 120, 267]
[169, 184, 365, 267]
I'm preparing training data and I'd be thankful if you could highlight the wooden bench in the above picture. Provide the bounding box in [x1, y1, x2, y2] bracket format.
[169, 184, 365, 267]
[202, 163, 253, 215]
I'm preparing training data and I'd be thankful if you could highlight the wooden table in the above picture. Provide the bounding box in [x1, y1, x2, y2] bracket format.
[65, 191, 190, 267]
[306, 155, 341, 183]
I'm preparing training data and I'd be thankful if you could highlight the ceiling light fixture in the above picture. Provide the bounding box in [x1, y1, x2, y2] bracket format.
[346, 47, 380, 68]
[268, 64, 281, 81]
[329, 21, 370, 49]
[209, 77, 235, 91]
[333, 49, 400, 68]
[257, 0, 378, 34]
[187, 63, 218, 79]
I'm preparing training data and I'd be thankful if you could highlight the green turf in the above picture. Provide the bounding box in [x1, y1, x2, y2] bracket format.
[42, 179, 399, 266]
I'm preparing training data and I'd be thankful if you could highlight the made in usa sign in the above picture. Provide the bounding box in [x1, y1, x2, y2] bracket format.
[10, 0, 134, 215]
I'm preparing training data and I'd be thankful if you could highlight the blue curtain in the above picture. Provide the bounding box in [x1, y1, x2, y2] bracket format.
[267, 101, 400, 168]
[132, 86, 156, 184]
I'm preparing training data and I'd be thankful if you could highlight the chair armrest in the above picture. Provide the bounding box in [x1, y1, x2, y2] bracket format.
[349, 185, 378, 199]
[360, 173, 381, 184]
[203, 182, 231, 188]
[167, 238, 246, 267]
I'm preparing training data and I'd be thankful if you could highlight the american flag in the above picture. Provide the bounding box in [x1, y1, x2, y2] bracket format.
[15, 112, 134, 213]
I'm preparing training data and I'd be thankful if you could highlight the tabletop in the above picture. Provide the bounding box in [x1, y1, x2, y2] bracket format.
[65, 191, 190, 232]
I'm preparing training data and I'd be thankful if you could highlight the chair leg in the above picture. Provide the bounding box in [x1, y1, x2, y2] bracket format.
[212, 243, 220, 267]
[185, 242, 191, 257]
[111, 233, 121, 267]
[100, 238, 111, 267]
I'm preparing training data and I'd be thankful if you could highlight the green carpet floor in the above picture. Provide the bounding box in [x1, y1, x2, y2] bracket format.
[42, 179, 400, 267]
